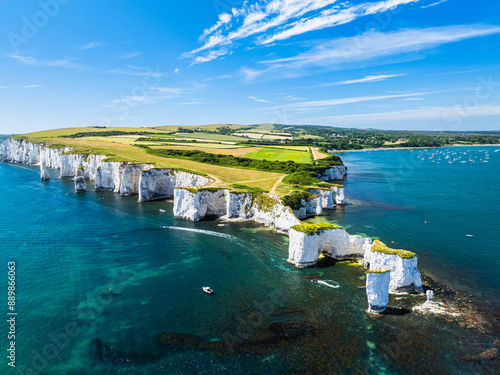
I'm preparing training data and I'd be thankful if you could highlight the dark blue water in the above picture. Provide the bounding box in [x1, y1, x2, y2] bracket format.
[0, 152, 498, 375]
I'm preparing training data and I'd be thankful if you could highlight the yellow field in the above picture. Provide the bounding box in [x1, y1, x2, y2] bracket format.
[151, 145, 262, 157]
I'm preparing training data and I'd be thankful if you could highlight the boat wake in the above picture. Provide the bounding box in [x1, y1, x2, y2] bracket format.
[315, 280, 340, 289]
[161, 226, 240, 241]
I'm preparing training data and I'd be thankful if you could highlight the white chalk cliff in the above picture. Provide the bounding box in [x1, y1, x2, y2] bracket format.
[308, 185, 345, 208]
[288, 226, 372, 267]
[366, 269, 391, 313]
[0, 139, 211, 199]
[317, 166, 347, 181]
[287, 228, 423, 296]
[363, 240, 423, 294]
[138, 169, 212, 201]
[74, 176, 86, 193]
[40, 163, 50, 181]
[173, 189, 302, 232]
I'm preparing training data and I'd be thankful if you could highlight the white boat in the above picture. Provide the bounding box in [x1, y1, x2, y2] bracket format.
[466, 234, 473, 238]
[159, 209, 166, 213]
[202, 286, 214, 294]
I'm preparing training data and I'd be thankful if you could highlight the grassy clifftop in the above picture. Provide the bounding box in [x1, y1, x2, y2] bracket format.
[11, 125, 344, 195]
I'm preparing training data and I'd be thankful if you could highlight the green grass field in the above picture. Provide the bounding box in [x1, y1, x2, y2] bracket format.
[242, 147, 312, 164]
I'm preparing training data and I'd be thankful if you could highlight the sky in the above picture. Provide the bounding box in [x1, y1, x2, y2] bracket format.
[1, 0, 500, 133]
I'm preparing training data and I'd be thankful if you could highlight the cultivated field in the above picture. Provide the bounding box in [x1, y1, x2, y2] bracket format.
[16, 130, 285, 191]
[242, 147, 312, 164]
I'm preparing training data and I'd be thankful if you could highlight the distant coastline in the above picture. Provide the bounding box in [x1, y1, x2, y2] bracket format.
[335, 143, 500, 153]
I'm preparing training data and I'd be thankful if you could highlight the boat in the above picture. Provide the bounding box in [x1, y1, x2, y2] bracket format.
[202, 286, 214, 294]
[159, 209, 166, 213]
[311, 279, 319, 283]
[466, 234, 473, 238]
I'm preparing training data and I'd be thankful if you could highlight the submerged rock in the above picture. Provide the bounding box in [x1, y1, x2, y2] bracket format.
[412, 289, 460, 316]
[478, 347, 499, 360]
[456, 354, 480, 364]
[366, 268, 391, 314]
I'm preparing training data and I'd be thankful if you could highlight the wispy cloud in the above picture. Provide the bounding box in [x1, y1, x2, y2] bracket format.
[323, 74, 406, 86]
[105, 65, 164, 77]
[22, 85, 41, 89]
[101, 82, 205, 110]
[258, 0, 418, 45]
[104, 96, 152, 107]
[118, 52, 142, 60]
[180, 101, 204, 105]
[79, 41, 106, 50]
[422, 0, 448, 8]
[254, 92, 430, 113]
[183, 0, 419, 64]
[248, 96, 273, 103]
[151, 87, 187, 95]
[253, 24, 500, 78]
[0, 86, 12, 89]
[9, 54, 85, 70]
[282, 94, 306, 101]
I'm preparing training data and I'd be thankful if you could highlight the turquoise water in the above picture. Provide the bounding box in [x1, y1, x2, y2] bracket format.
[0, 150, 498, 374]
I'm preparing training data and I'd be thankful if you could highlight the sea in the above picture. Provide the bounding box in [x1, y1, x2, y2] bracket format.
[0, 145, 499, 375]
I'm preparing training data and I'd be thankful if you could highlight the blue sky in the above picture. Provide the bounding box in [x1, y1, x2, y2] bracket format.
[1, 0, 500, 133]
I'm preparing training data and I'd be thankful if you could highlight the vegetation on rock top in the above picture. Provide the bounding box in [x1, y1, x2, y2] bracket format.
[371, 240, 417, 259]
[366, 268, 391, 274]
[291, 222, 342, 235]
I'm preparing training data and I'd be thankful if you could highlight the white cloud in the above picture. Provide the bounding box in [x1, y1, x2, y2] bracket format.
[174, 68, 179, 74]
[421, 0, 448, 8]
[248, 96, 273, 103]
[323, 73, 406, 86]
[9, 55, 85, 70]
[183, 0, 419, 64]
[258, 0, 418, 45]
[0, 86, 12, 89]
[256, 25, 500, 77]
[200, 12, 233, 41]
[118, 52, 142, 60]
[22, 85, 41, 89]
[79, 41, 106, 50]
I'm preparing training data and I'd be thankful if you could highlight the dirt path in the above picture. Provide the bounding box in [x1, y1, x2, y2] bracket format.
[310, 146, 318, 161]
[270, 176, 285, 195]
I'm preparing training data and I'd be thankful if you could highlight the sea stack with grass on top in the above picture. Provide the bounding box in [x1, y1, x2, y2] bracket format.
[366, 268, 391, 313]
